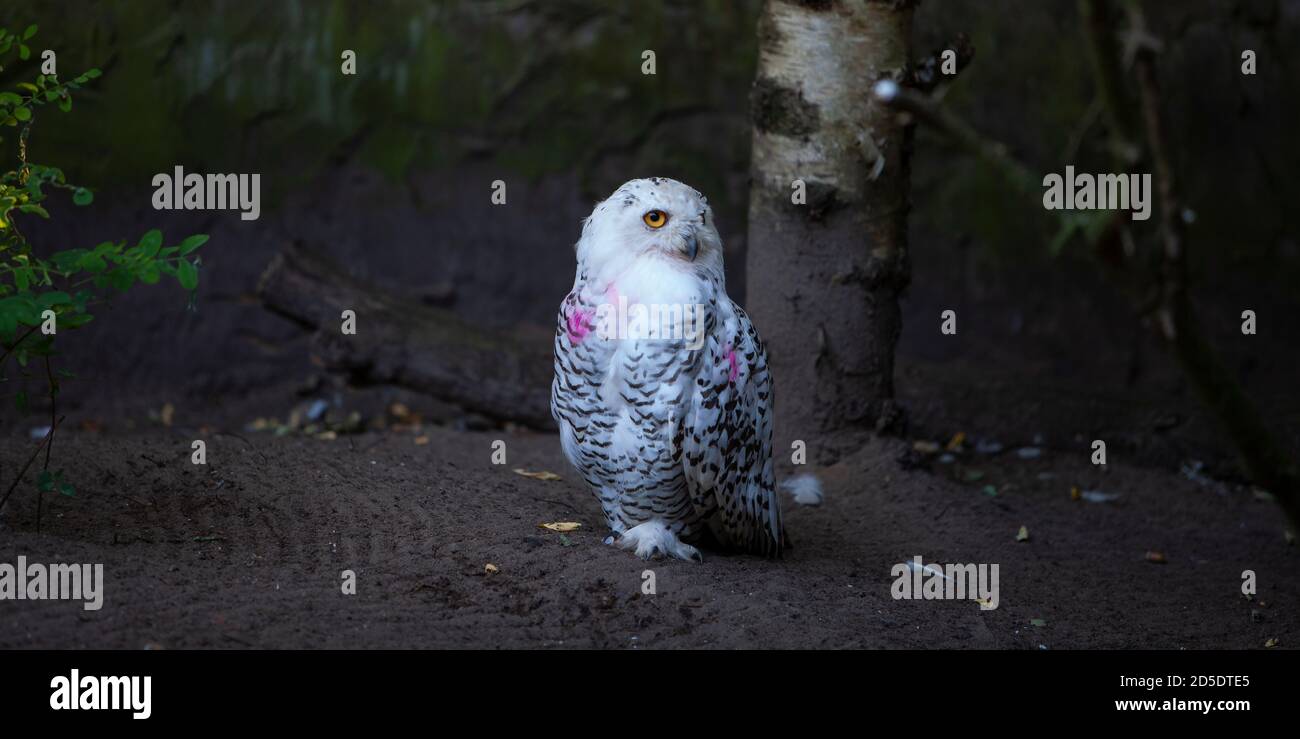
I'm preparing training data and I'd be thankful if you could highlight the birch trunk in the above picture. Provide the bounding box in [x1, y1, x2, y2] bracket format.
[746, 0, 915, 458]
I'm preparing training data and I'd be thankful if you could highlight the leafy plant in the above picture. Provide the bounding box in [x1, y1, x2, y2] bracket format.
[0, 24, 207, 526]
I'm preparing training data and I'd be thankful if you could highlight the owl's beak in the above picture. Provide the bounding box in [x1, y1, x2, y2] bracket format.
[681, 231, 699, 261]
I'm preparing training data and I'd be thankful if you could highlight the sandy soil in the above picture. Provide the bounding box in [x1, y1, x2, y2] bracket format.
[1, 388, 1294, 649]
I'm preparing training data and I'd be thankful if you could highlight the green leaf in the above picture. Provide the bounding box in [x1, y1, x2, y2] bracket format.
[78, 253, 107, 273]
[36, 469, 53, 493]
[50, 249, 86, 271]
[36, 291, 71, 307]
[18, 44, 29, 61]
[13, 106, 30, 121]
[58, 482, 75, 497]
[72, 187, 93, 206]
[0, 308, 15, 340]
[85, 68, 102, 79]
[139, 262, 160, 284]
[137, 229, 163, 254]
[178, 234, 208, 255]
[2, 296, 40, 325]
[56, 95, 71, 113]
[18, 203, 49, 218]
[176, 259, 198, 290]
[22, 24, 36, 40]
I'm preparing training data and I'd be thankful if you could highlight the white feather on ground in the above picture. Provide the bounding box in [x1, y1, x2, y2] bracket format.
[780, 474, 824, 506]
[903, 559, 951, 580]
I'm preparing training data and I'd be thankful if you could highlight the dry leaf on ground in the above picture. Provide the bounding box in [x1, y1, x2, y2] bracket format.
[913, 440, 941, 454]
[513, 468, 562, 481]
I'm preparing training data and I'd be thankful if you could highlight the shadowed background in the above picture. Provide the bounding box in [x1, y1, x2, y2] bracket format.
[0, 0, 1298, 653]
[2, 0, 1298, 478]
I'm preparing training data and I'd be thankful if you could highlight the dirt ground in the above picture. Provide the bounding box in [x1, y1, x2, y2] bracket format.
[1, 374, 1295, 650]
[2, 176, 1297, 650]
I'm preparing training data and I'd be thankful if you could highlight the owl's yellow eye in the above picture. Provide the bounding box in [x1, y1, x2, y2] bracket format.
[643, 210, 668, 229]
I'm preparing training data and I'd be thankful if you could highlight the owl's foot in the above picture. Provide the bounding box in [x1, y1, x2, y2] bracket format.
[614, 520, 702, 562]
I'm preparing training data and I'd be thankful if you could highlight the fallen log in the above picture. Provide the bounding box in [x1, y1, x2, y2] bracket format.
[258, 242, 556, 430]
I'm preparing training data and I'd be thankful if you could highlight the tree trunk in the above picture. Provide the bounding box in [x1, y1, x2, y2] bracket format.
[258, 243, 555, 430]
[746, 0, 914, 460]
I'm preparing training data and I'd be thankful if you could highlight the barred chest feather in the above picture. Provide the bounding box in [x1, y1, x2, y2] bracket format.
[552, 262, 728, 538]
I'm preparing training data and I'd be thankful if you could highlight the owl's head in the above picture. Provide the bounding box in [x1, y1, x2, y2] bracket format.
[575, 178, 723, 282]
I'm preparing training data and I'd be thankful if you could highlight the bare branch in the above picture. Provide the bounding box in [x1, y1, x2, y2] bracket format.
[873, 81, 1036, 195]
[0, 415, 64, 518]
[908, 33, 976, 94]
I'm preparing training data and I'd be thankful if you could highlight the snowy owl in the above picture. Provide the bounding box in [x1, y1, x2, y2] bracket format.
[551, 177, 795, 561]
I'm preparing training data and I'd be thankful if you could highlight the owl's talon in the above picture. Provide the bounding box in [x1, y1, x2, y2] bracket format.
[615, 520, 701, 562]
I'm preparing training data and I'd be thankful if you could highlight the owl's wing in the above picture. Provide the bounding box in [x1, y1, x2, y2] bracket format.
[683, 301, 784, 555]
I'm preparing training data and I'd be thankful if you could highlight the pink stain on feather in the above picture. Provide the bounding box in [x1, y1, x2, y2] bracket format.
[725, 344, 739, 383]
[567, 308, 592, 343]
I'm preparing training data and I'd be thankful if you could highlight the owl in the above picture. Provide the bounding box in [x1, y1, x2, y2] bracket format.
[551, 177, 794, 561]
